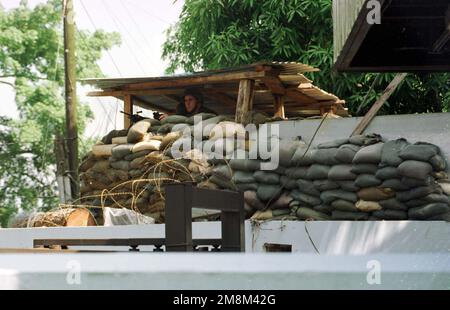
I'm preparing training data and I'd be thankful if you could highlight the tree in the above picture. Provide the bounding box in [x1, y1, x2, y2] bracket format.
[163, 0, 449, 115]
[0, 0, 121, 226]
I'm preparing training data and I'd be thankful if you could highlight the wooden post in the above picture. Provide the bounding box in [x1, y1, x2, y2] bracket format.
[123, 94, 133, 129]
[235, 79, 255, 125]
[54, 132, 71, 203]
[63, 0, 79, 199]
[273, 95, 285, 118]
[352, 73, 407, 136]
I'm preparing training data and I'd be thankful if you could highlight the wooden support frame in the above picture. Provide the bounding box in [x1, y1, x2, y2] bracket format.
[273, 95, 285, 118]
[123, 94, 133, 129]
[235, 79, 255, 125]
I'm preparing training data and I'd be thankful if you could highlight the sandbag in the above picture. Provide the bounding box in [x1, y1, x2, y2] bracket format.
[335, 144, 360, 164]
[111, 144, 134, 159]
[244, 191, 266, 211]
[212, 165, 233, 180]
[232, 171, 255, 184]
[396, 185, 440, 202]
[124, 150, 152, 161]
[91, 160, 110, 173]
[157, 123, 175, 135]
[399, 142, 439, 162]
[428, 212, 450, 221]
[432, 171, 448, 180]
[306, 164, 331, 180]
[313, 204, 334, 215]
[129, 156, 147, 170]
[375, 167, 399, 180]
[92, 144, 117, 157]
[328, 165, 357, 181]
[290, 190, 322, 206]
[251, 210, 273, 221]
[348, 133, 382, 146]
[257, 184, 282, 202]
[337, 181, 360, 192]
[127, 119, 152, 143]
[380, 138, 409, 167]
[317, 138, 349, 149]
[209, 121, 246, 140]
[311, 148, 339, 165]
[438, 181, 450, 195]
[110, 160, 130, 171]
[272, 208, 291, 217]
[161, 115, 188, 125]
[379, 198, 407, 211]
[320, 190, 358, 204]
[186, 112, 216, 125]
[280, 176, 298, 190]
[278, 139, 303, 167]
[354, 174, 382, 188]
[429, 154, 447, 171]
[401, 176, 434, 188]
[101, 129, 128, 144]
[352, 143, 383, 164]
[408, 203, 450, 220]
[331, 210, 369, 221]
[357, 187, 395, 201]
[296, 207, 331, 220]
[351, 164, 378, 175]
[209, 175, 236, 191]
[229, 158, 262, 172]
[313, 180, 340, 191]
[253, 171, 280, 185]
[331, 199, 358, 212]
[111, 136, 128, 145]
[270, 193, 294, 210]
[372, 210, 408, 220]
[285, 167, 308, 179]
[236, 183, 258, 192]
[397, 160, 433, 180]
[296, 179, 321, 197]
[132, 140, 161, 153]
[355, 200, 382, 212]
[380, 179, 409, 191]
[291, 146, 315, 166]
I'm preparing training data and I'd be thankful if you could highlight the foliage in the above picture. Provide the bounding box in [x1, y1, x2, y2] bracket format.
[0, 0, 121, 226]
[163, 0, 449, 114]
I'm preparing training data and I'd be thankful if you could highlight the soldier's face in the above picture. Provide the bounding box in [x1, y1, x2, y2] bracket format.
[184, 95, 198, 113]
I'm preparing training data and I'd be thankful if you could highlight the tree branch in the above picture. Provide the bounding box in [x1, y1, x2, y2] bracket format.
[0, 80, 15, 88]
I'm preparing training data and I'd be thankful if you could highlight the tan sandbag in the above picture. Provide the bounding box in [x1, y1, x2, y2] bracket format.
[160, 131, 183, 150]
[130, 156, 147, 169]
[209, 121, 246, 140]
[127, 119, 152, 143]
[150, 135, 164, 141]
[132, 140, 161, 153]
[92, 144, 117, 157]
[438, 181, 450, 196]
[356, 200, 382, 212]
[250, 210, 273, 221]
[111, 136, 128, 145]
[357, 187, 395, 201]
[198, 180, 219, 190]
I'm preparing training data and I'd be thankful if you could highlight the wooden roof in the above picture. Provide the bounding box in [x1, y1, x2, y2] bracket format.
[85, 62, 348, 117]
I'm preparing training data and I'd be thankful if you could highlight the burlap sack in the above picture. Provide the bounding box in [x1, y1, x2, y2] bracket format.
[399, 142, 439, 162]
[354, 174, 382, 188]
[398, 160, 433, 180]
[132, 140, 161, 153]
[296, 207, 331, 220]
[357, 187, 395, 201]
[351, 164, 379, 175]
[331, 199, 358, 212]
[328, 165, 357, 181]
[379, 198, 407, 211]
[296, 179, 321, 197]
[438, 180, 450, 195]
[111, 136, 128, 145]
[352, 143, 383, 164]
[408, 203, 450, 220]
[290, 190, 322, 206]
[355, 200, 382, 212]
[331, 210, 369, 221]
[335, 144, 360, 164]
[313, 180, 340, 191]
[92, 144, 117, 157]
[320, 190, 358, 204]
[127, 119, 152, 143]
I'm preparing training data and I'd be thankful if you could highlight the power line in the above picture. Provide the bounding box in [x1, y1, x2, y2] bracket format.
[122, 0, 172, 25]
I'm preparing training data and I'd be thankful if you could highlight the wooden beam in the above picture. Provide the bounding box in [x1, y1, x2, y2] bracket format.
[285, 89, 317, 105]
[235, 79, 255, 125]
[123, 94, 133, 129]
[133, 97, 172, 113]
[351, 73, 407, 136]
[124, 71, 266, 91]
[202, 90, 237, 107]
[262, 73, 286, 95]
[273, 95, 285, 119]
[88, 89, 183, 97]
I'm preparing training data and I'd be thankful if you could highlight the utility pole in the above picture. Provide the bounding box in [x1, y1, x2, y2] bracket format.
[63, 0, 79, 199]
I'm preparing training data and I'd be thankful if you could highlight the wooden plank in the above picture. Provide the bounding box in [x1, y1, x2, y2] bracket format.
[133, 97, 172, 113]
[202, 90, 237, 107]
[88, 89, 183, 97]
[235, 79, 255, 125]
[273, 95, 285, 118]
[352, 73, 407, 136]
[262, 73, 286, 95]
[285, 89, 318, 105]
[123, 94, 133, 129]
[124, 71, 266, 91]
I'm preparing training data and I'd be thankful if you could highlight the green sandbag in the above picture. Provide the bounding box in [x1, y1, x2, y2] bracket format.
[296, 179, 321, 197]
[101, 129, 128, 144]
[354, 174, 382, 188]
[149, 125, 161, 133]
[290, 190, 322, 206]
[408, 203, 450, 220]
[254, 171, 280, 185]
[399, 142, 439, 162]
[161, 115, 188, 125]
[157, 123, 175, 135]
[313, 204, 333, 215]
[432, 171, 448, 180]
[110, 160, 130, 171]
[209, 175, 236, 191]
[232, 171, 255, 184]
[317, 138, 349, 149]
[280, 176, 298, 190]
[270, 193, 294, 210]
[328, 165, 357, 181]
[352, 143, 384, 164]
[124, 149, 152, 161]
[401, 176, 434, 188]
[296, 207, 331, 220]
[396, 185, 440, 202]
[111, 144, 134, 159]
[337, 181, 360, 192]
[273, 208, 292, 217]
[186, 113, 216, 125]
[212, 165, 233, 180]
[192, 115, 230, 138]
[375, 166, 399, 180]
[357, 187, 395, 201]
[428, 212, 450, 221]
[351, 164, 379, 175]
[257, 184, 282, 202]
[91, 160, 110, 173]
[348, 133, 382, 146]
[380, 138, 409, 167]
[129, 169, 144, 178]
[320, 190, 358, 204]
[380, 179, 409, 191]
[229, 158, 262, 171]
[313, 180, 340, 191]
[335, 144, 360, 164]
[285, 167, 308, 179]
[429, 154, 447, 171]
[331, 210, 369, 221]
[398, 160, 433, 180]
[405, 194, 450, 207]
[291, 146, 315, 166]
[236, 183, 259, 192]
[311, 148, 339, 165]
[244, 191, 266, 210]
[372, 210, 408, 220]
[306, 164, 331, 180]
[379, 198, 407, 211]
[127, 119, 152, 143]
[331, 199, 358, 212]
[278, 139, 302, 167]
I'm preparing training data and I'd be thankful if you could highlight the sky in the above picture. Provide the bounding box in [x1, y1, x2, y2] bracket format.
[0, 0, 184, 138]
